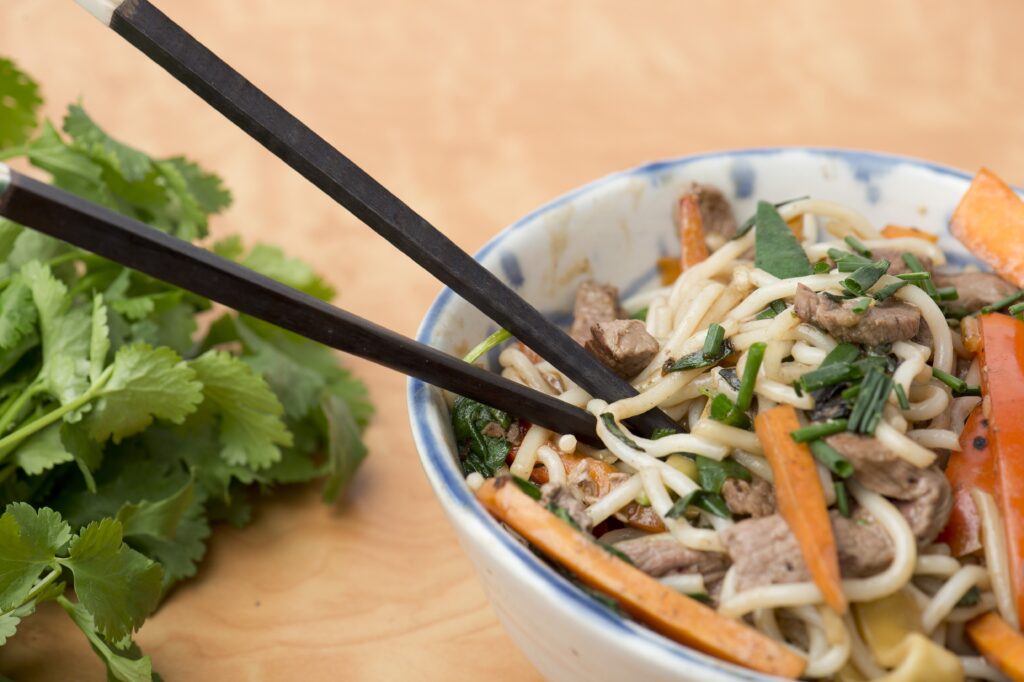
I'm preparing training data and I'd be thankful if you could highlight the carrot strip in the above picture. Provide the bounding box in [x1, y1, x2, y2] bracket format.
[938, 407, 994, 556]
[966, 611, 1024, 680]
[951, 168, 1024, 287]
[882, 224, 939, 243]
[656, 256, 682, 285]
[677, 193, 710, 270]
[755, 405, 847, 614]
[475, 477, 806, 678]
[978, 313, 1024, 626]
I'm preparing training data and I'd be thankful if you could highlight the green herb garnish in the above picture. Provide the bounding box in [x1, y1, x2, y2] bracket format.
[799, 363, 859, 392]
[810, 440, 854, 478]
[696, 455, 751, 494]
[753, 202, 812, 279]
[511, 475, 542, 500]
[894, 384, 910, 410]
[703, 323, 726, 360]
[666, 340, 733, 372]
[848, 369, 893, 435]
[873, 280, 908, 302]
[631, 307, 648, 321]
[842, 260, 890, 296]
[850, 297, 872, 315]
[666, 490, 731, 520]
[835, 480, 851, 517]
[463, 328, 512, 364]
[791, 419, 848, 443]
[844, 235, 872, 257]
[822, 343, 860, 367]
[600, 413, 644, 451]
[981, 290, 1024, 314]
[900, 253, 938, 298]
[709, 393, 751, 429]
[735, 196, 809, 238]
[735, 342, 766, 411]
[937, 287, 958, 302]
[453, 397, 512, 476]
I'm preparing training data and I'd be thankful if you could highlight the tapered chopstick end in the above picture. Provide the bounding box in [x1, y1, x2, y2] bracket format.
[73, 0, 125, 25]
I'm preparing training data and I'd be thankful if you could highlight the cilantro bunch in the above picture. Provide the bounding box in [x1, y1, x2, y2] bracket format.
[0, 58, 372, 680]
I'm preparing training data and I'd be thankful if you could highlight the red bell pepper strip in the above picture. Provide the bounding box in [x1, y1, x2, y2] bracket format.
[938, 407, 995, 556]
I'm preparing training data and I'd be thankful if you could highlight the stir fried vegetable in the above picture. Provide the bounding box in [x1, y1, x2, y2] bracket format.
[967, 611, 1024, 680]
[881, 224, 939, 243]
[677, 193, 710, 270]
[951, 168, 1024, 288]
[938, 407, 993, 557]
[475, 477, 807, 679]
[756, 405, 847, 614]
[978, 313, 1024, 626]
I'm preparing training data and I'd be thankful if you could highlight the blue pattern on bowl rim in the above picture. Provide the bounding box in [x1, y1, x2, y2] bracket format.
[407, 148, 989, 681]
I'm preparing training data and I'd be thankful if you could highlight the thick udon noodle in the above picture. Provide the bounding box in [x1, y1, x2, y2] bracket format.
[485, 200, 1008, 680]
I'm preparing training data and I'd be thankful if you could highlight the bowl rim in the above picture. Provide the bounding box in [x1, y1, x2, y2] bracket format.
[406, 146, 975, 681]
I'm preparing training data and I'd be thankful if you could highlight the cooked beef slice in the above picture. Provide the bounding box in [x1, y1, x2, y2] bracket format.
[794, 283, 920, 345]
[585, 319, 659, 378]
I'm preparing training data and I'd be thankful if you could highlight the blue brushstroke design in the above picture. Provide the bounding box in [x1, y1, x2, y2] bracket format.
[730, 159, 756, 199]
[867, 184, 881, 204]
[499, 252, 524, 288]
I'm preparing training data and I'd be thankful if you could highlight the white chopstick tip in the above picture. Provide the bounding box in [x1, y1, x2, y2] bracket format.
[74, 0, 125, 26]
[0, 163, 9, 193]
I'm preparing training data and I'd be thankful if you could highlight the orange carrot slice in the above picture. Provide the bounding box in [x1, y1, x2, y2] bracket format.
[475, 477, 806, 679]
[967, 611, 1024, 680]
[678, 193, 710, 270]
[951, 168, 1024, 287]
[979, 313, 1024, 624]
[882, 224, 939, 243]
[938, 407, 994, 556]
[755, 405, 847, 614]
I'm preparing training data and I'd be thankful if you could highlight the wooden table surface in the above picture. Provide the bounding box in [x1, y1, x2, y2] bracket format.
[1, 2, 1023, 680]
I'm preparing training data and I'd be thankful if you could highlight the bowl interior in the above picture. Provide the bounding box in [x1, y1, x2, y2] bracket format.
[407, 148, 980, 680]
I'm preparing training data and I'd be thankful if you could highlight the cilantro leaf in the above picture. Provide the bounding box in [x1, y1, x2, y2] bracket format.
[57, 596, 154, 682]
[13, 423, 73, 476]
[451, 397, 511, 477]
[59, 517, 162, 640]
[63, 104, 152, 183]
[0, 57, 42, 147]
[754, 200, 812, 279]
[160, 156, 231, 215]
[320, 388, 368, 502]
[0, 279, 37, 350]
[90, 294, 110, 384]
[215, 239, 334, 301]
[88, 343, 203, 442]
[189, 350, 292, 469]
[0, 602, 34, 646]
[0, 503, 70, 610]
[25, 120, 103, 184]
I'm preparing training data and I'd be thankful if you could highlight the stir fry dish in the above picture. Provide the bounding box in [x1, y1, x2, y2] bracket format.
[454, 169, 1024, 680]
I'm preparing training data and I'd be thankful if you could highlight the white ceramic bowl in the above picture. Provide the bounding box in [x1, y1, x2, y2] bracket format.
[407, 149, 982, 682]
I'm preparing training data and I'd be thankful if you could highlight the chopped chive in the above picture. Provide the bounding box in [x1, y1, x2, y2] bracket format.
[841, 384, 861, 401]
[735, 342, 766, 412]
[791, 419, 849, 443]
[463, 328, 512, 363]
[666, 341, 733, 372]
[980, 289, 1024, 314]
[901, 253, 939, 298]
[937, 287, 958, 302]
[835, 480, 851, 517]
[932, 367, 967, 393]
[810, 440, 854, 478]
[896, 272, 932, 282]
[792, 380, 803, 397]
[511, 475, 542, 500]
[873, 280, 908, 301]
[1009, 301, 1024, 316]
[942, 305, 970, 320]
[703, 324, 726, 359]
[631, 307, 649, 321]
[835, 259, 871, 273]
[842, 260, 890, 296]
[755, 306, 778, 320]
[844, 235, 872, 257]
[600, 413, 645, 451]
[827, 248, 872, 267]
[696, 455, 752, 493]
[770, 299, 788, 314]
[822, 343, 860, 367]
[799, 362, 859, 392]
[848, 369, 892, 435]
[597, 541, 635, 565]
[851, 297, 872, 314]
[709, 393, 750, 429]
[894, 383, 910, 410]
[813, 260, 831, 273]
[957, 385, 982, 397]
[666, 490, 732, 519]
[650, 427, 677, 440]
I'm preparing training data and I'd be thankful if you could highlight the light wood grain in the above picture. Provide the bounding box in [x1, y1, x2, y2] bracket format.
[0, 1, 1023, 680]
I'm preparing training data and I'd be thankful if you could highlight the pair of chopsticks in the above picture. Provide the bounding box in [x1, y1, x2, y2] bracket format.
[3, 0, 682, 443]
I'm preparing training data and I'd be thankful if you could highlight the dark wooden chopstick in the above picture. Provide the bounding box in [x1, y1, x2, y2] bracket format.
[76, 0, 680, 437]
[0, 165, 600, 444]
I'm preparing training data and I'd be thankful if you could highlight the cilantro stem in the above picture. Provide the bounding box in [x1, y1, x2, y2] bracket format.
[0, 146, 29, 162]
[0, 250, 88, 292]
[462, 329, 512, 364]
[0, 365, 114, 463]
[0, 381, 43, 436]
[0, 565, 63, 619]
